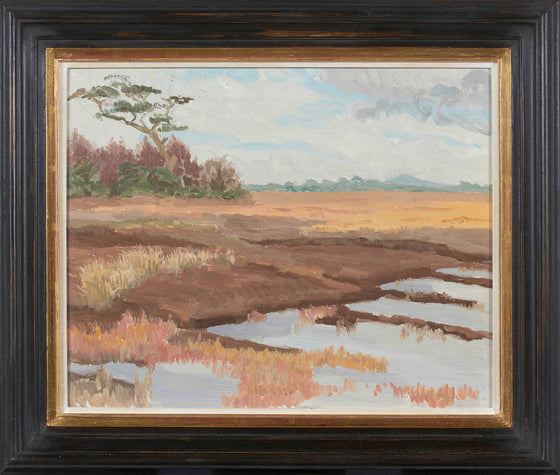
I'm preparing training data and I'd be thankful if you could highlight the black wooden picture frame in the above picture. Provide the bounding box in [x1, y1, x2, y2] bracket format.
[1, 1, 558, 472]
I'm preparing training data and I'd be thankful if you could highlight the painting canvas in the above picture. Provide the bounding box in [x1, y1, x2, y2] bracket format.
[56, 57, 501, 416]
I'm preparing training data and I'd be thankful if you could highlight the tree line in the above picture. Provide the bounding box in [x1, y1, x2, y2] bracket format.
[67, 131, 246, 199]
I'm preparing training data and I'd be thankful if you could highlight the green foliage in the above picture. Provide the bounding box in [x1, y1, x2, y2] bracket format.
[149, 166, 180, 195]
[148, 115, 171, 125]
[115, 162, 212, 198]
[175, 185, 247, 200]
[168, 95, 194, 105]
[121, 84, 162, 95]
[67, 86, 121, 100]
[245, 176, 491, 193]
[182, 186, 208, 198]
[67, 160, 108, 198]
[67, 75, 195, 167]
[220, 188, 248, 200]
[88, 85, 120, 98]
[160, 123, 189, 132]
[111, 100, 153, 114]
[67, 146, 248, 200]
[299, 179, 321, 192]
[67, 155, 249, 200]
[117, 162, 187, 197]
[116, 162, 153, 197]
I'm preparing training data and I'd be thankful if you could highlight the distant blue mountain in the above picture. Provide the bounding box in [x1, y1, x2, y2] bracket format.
[385, 174, 446, 188]
[245, 175, 490, 193]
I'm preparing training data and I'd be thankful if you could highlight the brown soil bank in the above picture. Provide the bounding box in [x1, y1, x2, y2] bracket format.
[68, 236, 470, 329]
[66, 192, 492, 330]
[326, 305, 493, 342]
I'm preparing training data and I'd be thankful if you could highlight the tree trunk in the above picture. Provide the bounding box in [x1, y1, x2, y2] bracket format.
[149, 133, 177, 173]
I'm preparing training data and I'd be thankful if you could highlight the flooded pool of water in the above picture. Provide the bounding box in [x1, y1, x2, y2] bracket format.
[69, 361, 149, 384]
[149, 362, 238, 408]
[69, 360, 239, 409]
[202, 277, 495, 410]
[207, 306, 492, 408]
[70, 277, 495, 411]
[436, 267, 492, 280]
[347, 297, 491, 332]
[380, 277, 492, 308]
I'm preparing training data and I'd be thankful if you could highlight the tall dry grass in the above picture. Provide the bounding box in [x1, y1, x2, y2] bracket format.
[68, 312, 482, 410]
[68, 311, 388, 408]
[79, 246, 235, 309]
[400, 322, 447, 343]
[388, 382, 479, 408]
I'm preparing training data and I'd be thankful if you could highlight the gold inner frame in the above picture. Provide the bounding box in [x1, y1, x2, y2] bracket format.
[46, 47, 512, 428]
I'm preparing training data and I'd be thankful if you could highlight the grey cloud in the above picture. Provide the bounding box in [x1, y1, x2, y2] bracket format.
[322, 69, 491, 135]
[354, 99, 405, 120]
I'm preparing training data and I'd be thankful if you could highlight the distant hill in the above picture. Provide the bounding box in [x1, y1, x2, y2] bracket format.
[245, 175, 491, 193]
[386, 174, 446, 188]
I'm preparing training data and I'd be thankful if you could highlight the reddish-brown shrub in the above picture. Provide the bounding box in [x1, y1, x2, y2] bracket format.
[166, 135, 201, 179]
[136, 136, 165, 168]
[90, 138, 136, 189]
[67, 129, 95, 165]
[201, 155, 242, 194]
[68, 131, 205, 193]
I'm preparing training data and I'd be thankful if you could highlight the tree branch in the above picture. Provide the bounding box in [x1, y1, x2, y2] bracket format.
[165, 101, 176, 116]
[91, 98, 151, 135]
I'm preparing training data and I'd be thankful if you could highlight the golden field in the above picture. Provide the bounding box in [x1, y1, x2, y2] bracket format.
[69, 190, 492, 234]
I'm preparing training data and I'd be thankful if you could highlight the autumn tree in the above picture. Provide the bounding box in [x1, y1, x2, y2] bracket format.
[166, 135, 201, 184]
[90, 138, 136, 191]
[201, 156, 243, 194]
[67, 129, 94, 165]
[68, 74, 193, 176]
[136, 136, 165, 169]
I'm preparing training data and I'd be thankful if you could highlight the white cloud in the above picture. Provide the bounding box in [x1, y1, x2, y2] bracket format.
[175, 74, 324, 143]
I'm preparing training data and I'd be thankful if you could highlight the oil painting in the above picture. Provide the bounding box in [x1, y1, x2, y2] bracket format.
[55, 55, 503, 417]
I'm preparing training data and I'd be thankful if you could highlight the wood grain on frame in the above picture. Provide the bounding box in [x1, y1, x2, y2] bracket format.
[46, 47, 512, 428]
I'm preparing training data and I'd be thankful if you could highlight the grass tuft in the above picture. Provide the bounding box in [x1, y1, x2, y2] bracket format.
[79, 246, 234, 309]
[388, 382, 479, 408]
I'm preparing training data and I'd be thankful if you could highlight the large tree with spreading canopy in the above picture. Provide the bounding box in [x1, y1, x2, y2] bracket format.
[68, 74, 194, 175]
